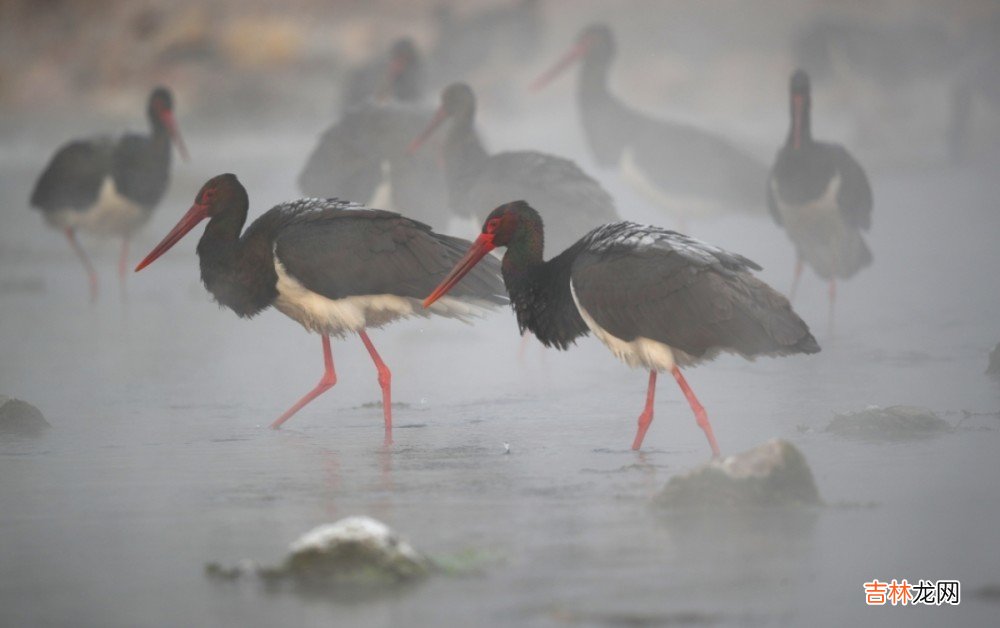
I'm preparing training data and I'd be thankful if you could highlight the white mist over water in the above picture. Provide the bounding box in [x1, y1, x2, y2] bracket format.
[2, 1, 999, 626]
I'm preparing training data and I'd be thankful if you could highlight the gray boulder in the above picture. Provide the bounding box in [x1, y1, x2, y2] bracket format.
[826, 405, 950, 440]
[207, 516, 431, 597]
[0, 396, 50, 435]
[655, 439, 821, 510]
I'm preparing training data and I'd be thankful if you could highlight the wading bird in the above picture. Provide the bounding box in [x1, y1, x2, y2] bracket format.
[410, 82, 619, 253]
[135, 174, 505, 443]
[340, 37, 425, 113]
[531, 24, 767, 227]
[767, 70, 872, 324]
[30, 87, 188, 299]
[299, 41, 474, 229]
[424, 201, 819, 456]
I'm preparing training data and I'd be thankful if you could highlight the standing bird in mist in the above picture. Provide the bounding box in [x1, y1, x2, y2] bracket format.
[29, 87, 188, 300]
[531, 24, 768, 228]
[339, 37, 425, 114]
[409, 82, 619, 253]
[135, 174, 506, 444]
[423, 201, 819, 456]
[767, 70, 872, 324]
[300, 39, 475, 229]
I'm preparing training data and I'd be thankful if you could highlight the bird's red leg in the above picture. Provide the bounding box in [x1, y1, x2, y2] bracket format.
[64, 228, 98, 301]
[631, 370, 657, 450]
[118, 238, 130, 294]
[827, 279, 837, 336]
[358, 330, 393, 445]
[671, 366, 721, 457]
[789, 256, 804, 302]
[270, 335, 336, 429]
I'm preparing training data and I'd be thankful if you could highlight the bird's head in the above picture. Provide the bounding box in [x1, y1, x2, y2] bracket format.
[148, 86, 189, 161]
[408, 82, 475, 153]
[135, 174, 247, 272]
[423, 201, 539, 308]
[388, 38, 419, 80]
[377, 38, 420, 101]
[530, 23, 614, 92]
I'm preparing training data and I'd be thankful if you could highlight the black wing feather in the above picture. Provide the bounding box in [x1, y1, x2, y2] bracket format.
[273, 207, 505, 303]
[831, 145, 872, 230]
[111, 132, 171, 208]
[570, 225, 817, 360]
[30, 138, 113, 212]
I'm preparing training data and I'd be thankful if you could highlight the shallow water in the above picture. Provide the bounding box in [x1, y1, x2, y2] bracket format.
[3, 85, 1000, 628]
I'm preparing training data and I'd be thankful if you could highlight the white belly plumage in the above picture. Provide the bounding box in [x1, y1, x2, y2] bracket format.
[45, 177, 150, 237]
[273, 256, 493, 336]
[570, 280, 678, 372]
[367, 160, 394, 210]
[771, 173, 862, 278]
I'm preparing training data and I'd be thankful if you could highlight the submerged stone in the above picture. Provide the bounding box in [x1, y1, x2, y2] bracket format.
[206, 516, 431, 597]
[655, 439, 821, 510]
[826, 405, 951, 440]
[0, 396, 50, 435]
[988, 344, 1000, 377]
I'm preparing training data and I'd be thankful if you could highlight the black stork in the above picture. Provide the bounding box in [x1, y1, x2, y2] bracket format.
[767, 70, 873, 323]
[340, 38, 425, 114]
[423, 201, 820, 456]
[135, 174, 506, 443]
[299, 40, 471, 229]
[409, 82, 619, 253]
[530, 24, 768, 227]
[29, 86, 188, 299]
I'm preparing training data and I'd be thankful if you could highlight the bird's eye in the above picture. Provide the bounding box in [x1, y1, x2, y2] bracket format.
[485, 218, 501, 234]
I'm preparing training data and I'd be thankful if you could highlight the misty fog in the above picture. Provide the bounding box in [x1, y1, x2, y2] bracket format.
[1, 1, 999, 627]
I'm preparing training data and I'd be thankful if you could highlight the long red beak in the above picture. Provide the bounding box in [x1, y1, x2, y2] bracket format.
[408, 106, 448, 155]
[529, 41, 588, 92]
[134, 202, 208, 271]
[423, 233, 496, 308]
[161, 110, 189, 162]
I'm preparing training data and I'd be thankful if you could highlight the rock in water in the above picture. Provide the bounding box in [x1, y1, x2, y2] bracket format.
[0, 396, 50, 435]
[988, 343, 1000, 377]
[655, 439, 820, 510]
[826, 405, 951, 440]
[207, 516, 431, 597]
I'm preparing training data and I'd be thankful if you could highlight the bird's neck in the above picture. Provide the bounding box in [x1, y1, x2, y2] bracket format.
[442, 113, 489, 197]
[577, 54, 635, 165]
[395, 66, 423, 102]
[501, 223, 551, 335]
[149, 115, 170, 143]
[578, 53, 612, 103]
[787, 95, 813, 150]
[196, 208, 276, 318]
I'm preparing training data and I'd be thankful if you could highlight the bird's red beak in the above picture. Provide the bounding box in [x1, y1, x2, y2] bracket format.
[423, 233, 496, 307]
[160, 109, 189, 162]
[408, 106, 448, 155]
[134, 202, 209, 271]
[529, 40, 588, 92]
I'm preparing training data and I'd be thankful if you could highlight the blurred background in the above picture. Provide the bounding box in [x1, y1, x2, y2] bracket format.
[1, 1, 999, 627]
